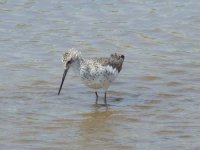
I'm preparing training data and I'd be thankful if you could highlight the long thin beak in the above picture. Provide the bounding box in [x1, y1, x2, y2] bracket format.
[58, 68, 68, 95]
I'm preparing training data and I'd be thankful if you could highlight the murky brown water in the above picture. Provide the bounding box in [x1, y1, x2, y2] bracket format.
[0, 0, 200, 149]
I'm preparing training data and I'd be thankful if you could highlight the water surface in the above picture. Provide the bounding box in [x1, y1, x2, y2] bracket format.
[0, 0, 200, 149]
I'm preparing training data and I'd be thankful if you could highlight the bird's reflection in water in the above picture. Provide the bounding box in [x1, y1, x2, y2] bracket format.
[78, 107, 119, 148]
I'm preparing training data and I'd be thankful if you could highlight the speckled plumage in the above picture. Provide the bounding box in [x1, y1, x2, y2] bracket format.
[58, 48, 125, 105]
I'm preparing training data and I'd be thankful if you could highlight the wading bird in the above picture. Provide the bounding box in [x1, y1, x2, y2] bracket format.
[58, 49, 125, 106]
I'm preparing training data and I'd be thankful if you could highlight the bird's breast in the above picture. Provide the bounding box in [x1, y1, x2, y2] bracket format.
[79, 64, 119, 90]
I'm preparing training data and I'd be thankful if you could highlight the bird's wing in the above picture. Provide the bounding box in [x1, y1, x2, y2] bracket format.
[91, 53, 125, 73]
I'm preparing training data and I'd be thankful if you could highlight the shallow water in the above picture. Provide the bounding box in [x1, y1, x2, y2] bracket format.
[0, 0, 200, 149]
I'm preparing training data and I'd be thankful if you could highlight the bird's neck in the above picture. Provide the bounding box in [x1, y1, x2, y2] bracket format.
[71, 56, 84, 74]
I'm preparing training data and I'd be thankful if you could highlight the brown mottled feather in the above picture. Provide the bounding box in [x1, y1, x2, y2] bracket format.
[92, 53, 125, 72]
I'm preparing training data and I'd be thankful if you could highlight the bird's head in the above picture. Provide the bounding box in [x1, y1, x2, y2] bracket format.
[58, 49, 82, 95]
[62, 49, 82, 69]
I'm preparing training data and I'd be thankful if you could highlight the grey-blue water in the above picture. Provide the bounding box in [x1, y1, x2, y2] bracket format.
[0, 0, 200, 149]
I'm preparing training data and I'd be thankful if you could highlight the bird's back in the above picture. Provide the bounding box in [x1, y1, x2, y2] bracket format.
[93, 53, 125, 73]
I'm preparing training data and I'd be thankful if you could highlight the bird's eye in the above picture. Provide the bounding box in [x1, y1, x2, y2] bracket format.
[67, 60, 71, 64]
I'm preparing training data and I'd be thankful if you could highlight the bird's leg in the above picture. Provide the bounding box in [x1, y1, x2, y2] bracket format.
[104, 92, 107, 105]
[95, 92, 98, 105]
